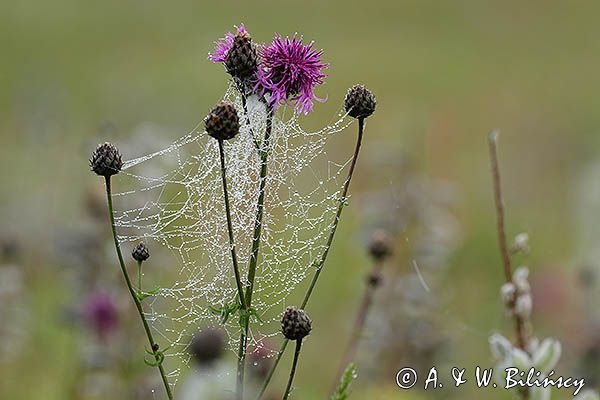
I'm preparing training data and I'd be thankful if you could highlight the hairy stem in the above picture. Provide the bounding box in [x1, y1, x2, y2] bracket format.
[488, 131, 528, 400]
[218, 139, 248, 400]
[104, 177, 173, 400]
[282, 339, 303, 400]
[335, 259, 383, 386]
[255, 117, 366, 400]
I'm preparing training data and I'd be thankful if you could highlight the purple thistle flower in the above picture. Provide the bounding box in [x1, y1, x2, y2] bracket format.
[209, 24, 248, 63]
[256, 34, 328, 115]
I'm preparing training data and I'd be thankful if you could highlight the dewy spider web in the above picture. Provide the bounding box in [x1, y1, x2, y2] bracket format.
[112, 84, 354, 382]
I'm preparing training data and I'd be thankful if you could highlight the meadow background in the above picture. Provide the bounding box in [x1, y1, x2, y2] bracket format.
[1, 1, 600, 399]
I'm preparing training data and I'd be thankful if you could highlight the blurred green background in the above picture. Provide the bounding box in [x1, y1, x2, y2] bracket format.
[2, 1, 600, 399]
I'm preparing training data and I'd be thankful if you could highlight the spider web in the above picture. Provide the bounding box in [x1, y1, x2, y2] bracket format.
[112, 84, 355, 382]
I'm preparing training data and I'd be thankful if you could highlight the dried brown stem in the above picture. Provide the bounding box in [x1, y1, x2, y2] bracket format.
[487, 131, 529, 400]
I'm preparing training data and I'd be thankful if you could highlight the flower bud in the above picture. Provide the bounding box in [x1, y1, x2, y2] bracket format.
[281, 306, 312, 341]
[500, 282, 516, 306]
[225, 32, 258, 80]
[511, 232, 530, 255]
[189, 328, 226, 366]
[515, 293, 533, 318]
[205, 101, 240, 141]
[90, 142, 123, 177]
[344, 84, 376, 119]
[513, 266, 531, 293]
[132, 242, 150, 263]
[367, 230, 393, 261]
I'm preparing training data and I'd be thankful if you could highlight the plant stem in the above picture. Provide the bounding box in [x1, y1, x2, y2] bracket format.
[218, 139, 249, 400]
[255, 340, 289, 400]
[282, 339, 303, 400]
[255, 117, 366, 400]
[218, 139, 248, 306]
[301, 117, 364, 309]
[104, 177, 173, 400]
[335, 258, 383, 387]
[236, 105, 274, 398]
[487, 131, 529, 400]
[245, 105, 274, 307]
[238, 85, 260, 150]
[137, 261, 143, 292]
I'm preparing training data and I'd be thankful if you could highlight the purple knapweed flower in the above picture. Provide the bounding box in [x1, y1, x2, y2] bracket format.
[256, 34, 328, 115]
[83, 292, 118, 340]
[209, 24, 248, 63]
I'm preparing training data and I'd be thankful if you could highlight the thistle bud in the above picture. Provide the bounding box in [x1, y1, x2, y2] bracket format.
[189, 328, 225, 366]
[90, 142, 123, 177]
[368, 230, 392, 261]
[132, 242, 150, 263]
[281, 306, 312, 341]
[344, 84, 376, 119]
[205, 101, 240, 141]
[225, 32, 258, 80]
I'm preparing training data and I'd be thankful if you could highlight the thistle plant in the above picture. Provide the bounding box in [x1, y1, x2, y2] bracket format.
[94, 23, 375, 399]
[90, 142, 173, 400]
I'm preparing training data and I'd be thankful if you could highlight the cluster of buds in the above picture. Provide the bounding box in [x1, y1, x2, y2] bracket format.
[501, 266, 533, 320]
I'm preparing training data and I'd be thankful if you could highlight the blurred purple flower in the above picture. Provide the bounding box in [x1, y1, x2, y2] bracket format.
[209, 24, 248, 63]
[256, 34, 328, 115]
[83, 292, 118, 340]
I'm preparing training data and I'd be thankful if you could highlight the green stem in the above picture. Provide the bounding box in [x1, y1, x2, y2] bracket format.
[255, 118, 366, 400]
[282, 339, 303, 400]
[255, 339, 289, 400]
[137, 261, 142, 292]
[218, 139, 248, 307]
[104, 177, 173, 400]
[300, 118, 364, 308]
[245, 105, 274, 307]
[218, 139, 248, 400]
[236, 105, 274, 399]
